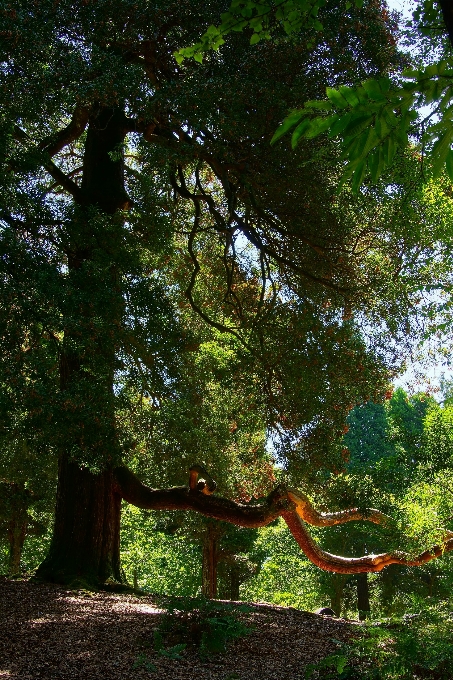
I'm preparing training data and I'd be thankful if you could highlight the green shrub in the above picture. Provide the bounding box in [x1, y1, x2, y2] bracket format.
[155, 596, 253, 659]
[306, 603, 453, 679]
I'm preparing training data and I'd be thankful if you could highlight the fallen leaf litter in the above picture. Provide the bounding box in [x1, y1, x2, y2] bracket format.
[0, 578, 361, 679]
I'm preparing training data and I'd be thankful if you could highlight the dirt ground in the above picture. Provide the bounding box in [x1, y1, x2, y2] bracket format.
[0, 578, 361, 680]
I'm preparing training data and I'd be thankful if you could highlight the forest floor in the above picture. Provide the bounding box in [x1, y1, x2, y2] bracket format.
[0, 577, 362, 680]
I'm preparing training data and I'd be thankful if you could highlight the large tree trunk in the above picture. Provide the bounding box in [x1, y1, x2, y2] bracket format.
[381, 564, 397, 615]
[36, 106, 130, 587]
[4, 482, 31, 577]
[229, 564, 241, 601]
[36, 459, 123, 585]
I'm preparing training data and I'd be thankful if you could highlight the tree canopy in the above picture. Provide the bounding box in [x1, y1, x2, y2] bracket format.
[276, 1, 453, 190]
[1, 0, 453, 587]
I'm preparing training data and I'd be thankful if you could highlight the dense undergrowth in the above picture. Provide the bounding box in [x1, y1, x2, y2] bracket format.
[308, 603, 453, 680]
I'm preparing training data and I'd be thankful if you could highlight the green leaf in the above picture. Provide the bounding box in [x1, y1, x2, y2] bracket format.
[367, 148, 383, 183]
[361, 78, 387, 101]
[231, 20, 249, 31]
[271, 109, 306, 145]
[326, 87, 350, 109]
[250, 33, 261, 44]
[255, 4, 271, 16]
[425, 63, 440, 78]
[342, 113, 374, 138]
[382, 107, 398, 130]
[290, 118, 312, 147]
[206, 25, 220, 37]
[346, 126, 377, 164]
[304, 99, 333, 111]
[303, 115, 337, 141]
[159, 643, 187, 660]
[432, 129, 453, 177]
[374, 110, 390, 140]
[382, 136, 396, 165]
[338, 85, 359, 107]
[153, 630, 164, 651]
[328, 113, 352, 138]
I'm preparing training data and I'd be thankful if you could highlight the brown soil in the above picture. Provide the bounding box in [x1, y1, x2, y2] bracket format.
[0, 578, 361, 680]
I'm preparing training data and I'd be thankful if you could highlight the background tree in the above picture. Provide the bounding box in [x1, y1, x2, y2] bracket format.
[0, 435, 56, 576]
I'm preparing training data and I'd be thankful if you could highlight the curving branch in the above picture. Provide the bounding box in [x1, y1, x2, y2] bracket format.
[286, 489, 391, 527]
[113, 465, 453, 575]
[283, 510, 453, 574]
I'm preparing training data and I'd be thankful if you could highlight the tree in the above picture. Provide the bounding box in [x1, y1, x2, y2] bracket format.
[0, 432, 56, 576]
[1, 0, 453, 588]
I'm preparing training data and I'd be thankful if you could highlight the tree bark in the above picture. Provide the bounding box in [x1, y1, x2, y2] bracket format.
[202, 525, 219, 599]
[357, 572, 370, 620]
[115, 465, 453, 574]
[439, 0, 453, 48]
[81, 106, 131, 213]
[4, 483, 31, 577]
[229, 564, 241, 601]
[36, 106, 130, 587]
[36, 458, 123, 585]
[381, 564, 397, 615]
[329, 574, 347, 618]
[7, 513, 27, 577]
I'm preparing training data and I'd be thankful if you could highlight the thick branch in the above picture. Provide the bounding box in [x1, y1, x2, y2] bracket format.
[113, 466, 291, 526]
[39, 105, 91, 157]
[12, 126, 84, 202]
[287, 489, 391, 527]
[113, 465, 453, 574]
[283, 510, 453, 574]
[439, 0, 453, 48]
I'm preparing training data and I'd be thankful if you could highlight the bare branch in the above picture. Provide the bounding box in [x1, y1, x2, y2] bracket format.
[113, 465, 453, 575]
[283, 509, 453, 574]
[113, 465, 290, 526]
[287, 489, 391, 527]
[185, 200, 251, 347]
[232, 212, 348, 295]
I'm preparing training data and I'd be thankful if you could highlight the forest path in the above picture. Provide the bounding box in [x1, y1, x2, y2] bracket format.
[0, 578, 359, 679]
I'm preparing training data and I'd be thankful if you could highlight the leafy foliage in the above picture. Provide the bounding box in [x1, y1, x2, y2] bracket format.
[0, 0, 410, 488]
[272, 61, 453, 192]
[268, 2, 453, 191]
[312, 604, 453, 679]
[3, 0, 453, 591]
[175, 0, 366, 62]
[154, 596, 253, 658]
